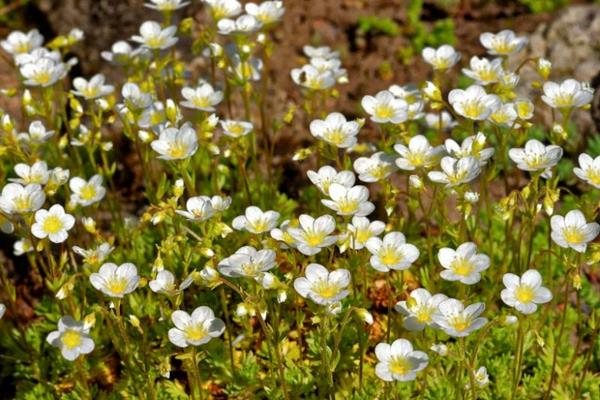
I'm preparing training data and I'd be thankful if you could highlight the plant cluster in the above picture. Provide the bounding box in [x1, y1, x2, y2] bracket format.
[0, 1, 599, 399]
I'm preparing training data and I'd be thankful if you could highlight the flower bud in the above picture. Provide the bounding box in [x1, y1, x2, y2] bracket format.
[430, 343, 448, 356]
[537, 58, 551, 80]
[82, 217, 97, 233]
[409, 175, 423, 190]
[423, 81, 442, 102]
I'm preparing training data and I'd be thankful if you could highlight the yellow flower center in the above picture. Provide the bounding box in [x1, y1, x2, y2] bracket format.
[553, 94, 575, 108]
[355, 229, 371, 244]
[83, 87, 99, 98]
[146, 36, 166, 49]
[250, 219, 270, 233]
[461, 101, 484, 119]
[167, 141, 189, 159]
[304, 231, 326, 247]
[307, 76, 325, 90]
[407, 152, 427, 167]
[380, 247, 401, 266]
[227, 123, 246, 137]
[62, 330, 82, 349]
[42, 215, 64, 234]
[492, 42, 514, 55]
[449, 315, 471, 332]
[525, 154, 546, 169]
[433, 58, 450, 70]
[337, 199, 359, 214]
[516, 102, 533, 118]
[514, 285, 534, 303]
[563, 227, 584, 245]
[451, 257, 475, 276]
[585, 168, 600, 185]
[106, 277, 129, 295]
[313, 280, 341, 299]
[389, 357, 412, 375]
[14, 42, 31, 54]
[79, 184, 97, 201]
[477, 68, 499, 83]
[374, 104, 393, 120]
[193, 97, 211, 109]
[13, 195, 33, 212]
[33, 71, 53, 85]
[415, 308, 432, 323]
[240, 262, 261, 277]
[185, 324, 208, 341]
[323, 129, 346, 146]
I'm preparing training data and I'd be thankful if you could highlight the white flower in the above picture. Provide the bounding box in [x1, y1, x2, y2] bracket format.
[288, 214, 337, 255]
[9, 161, 50, 185]
[366, 232, 419, 272]
[131, 21, 178, 50]
[322, 183, 374, 217]
[20, 57, 67, 87]
[425, 111, 456, 131]
[480, 30, 528, 56]
[204, 0, 242, 20]
[176, 196, 215, 221]
[462, 57, 504, 85]
[291, 64, 335, 90]
[149, 270, 193, 293]
[361, 90, 408, 124]
[342, 216, 385, 251]
[541, 79, 594, 109]
[72, 74, 114, 100]
[208, 195, 232, 212]
[422, 81, 442, 102]
[464, 191, 479, 203]
[245, 1, 284, 25]
[501, 270, 552, 314]
[151, 123, 198, 160]
[422, 45, 460, 71]
[293, 263, 350, 305]
[89, 263, 140, 298]
[0, 183, 45, 214]
[353, 152, 397, 183]
[374, 339, 429, 382]
[14, 238, 33, 256]
[181, 82, 223, 112]
[430, 343, 448, 356]
[395, 288, 448, 331]
[488, 102, 518, 127]
[444, 132, 494, 166]
[508, 139, 563, 173]
[309, 112, 360, 149]
[474, 366, 490, 387]
[550, 209, 600, 253]
[101, 41, 140, 65]
[119, 82, 154, 113]
[69, 175, 106, 206]
[145, 0, 190, 11]
[310, 57, 347, 83]
[18, 121, 55, 144]
[46, 316, 94, 361]
[218, 245, 275, 276]
[230, 54, 263, 81]
[448, 85, 501, 120]
[72, 243, 114, 266]
[428, 156, 481, 187]
[307, 166, 355, 195]
[394, 135, 445, 171]
[1, 29, 44, 56]
[220, 119, 253, 138]
[303, 45, 339, 60]
[438, 242, 490, 285]
[574, 153, 600, 189]
[168, 306, 225, 347]
[217, 14, 262, 35]
[515, 99, 535, 120]
[433, 299, 487, 337]
[270, 220, 297, 248]
[232, 206, 279, 233]
[31, 205, 74, 243]
[0, 303, 5, 319]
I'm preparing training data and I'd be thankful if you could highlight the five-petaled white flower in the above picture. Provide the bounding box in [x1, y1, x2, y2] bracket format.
[422, 45, 460, 71]
[220, 120, 253, 138]
[462, 57, 504, 85]
[550, 209, 600, 253]
[508, 139, 563, 173]
[428, 156, 481, 187]
[31, 205, 75, 243]
[0, 183, 46, 214]
[395, 288, 448, 331]
[432, 299, 487, 337]
[448, 85, 501, 120]
[145, 0, 190, 11]
[72, 74, 114, 100]
[204, 0, 242, 20]
[232, 206, 279, 233]
[1, 29, 44, 56]
[291, 64, 336, 90]
[307, 166, 355, 195]
[46, 316, 94, 361]
[287, 214, 337, 255]
[480, 29, 528, 56]
[20, 57, 67, 87]
[168, 306, 225, 347]
[303, 45, 339, 60]
[149, 270, 194, 293]
[374, 339, 429, 382]
[394, 135, 445, 171]
[366, 232, 419, 272]
[342, 216, 385, 251]
[488, 102, 518, 127]
[132, 21, 178, 50]
[445, 132, 494, 166]
[151, 123, 198, 160]
[293, 263, 350, 306]
[309, 112, 360, 149]
[72, 242, 114, 266]
[321, 183, 375, 217]
[90, 262, 140, 298]
[9, 161, 49, 185]
[18, 120, 55, 144]
[574, 153, 600, 189]
[438, 242, 490, 285]
[69, 175, 106, 206]
[218, 246, 276, 283]
[361, 90, 408, 124]
[542, 79, 594, 109]
[353, 152, 397, 183]
[181, 82, 223, 112]
[425, 111, 456, 131]
[176, 196, 215, 221]
[501, 269, 552, 314]
[245, 1, 284, 25]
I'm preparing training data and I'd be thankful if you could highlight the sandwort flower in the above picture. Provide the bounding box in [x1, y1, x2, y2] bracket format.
[176, 196, 215, 221]
[72, 243, 114, 266]
[321, 183, 375, 217]
[480, 30, 527, 56]
[287, 214, 337, 255]
[307, 166, 355, 195]
[438, 242, 490, 285]
[220, 120, 253, 138]
[0, 183, 45, 214]
[374, 339, 429, 382]
[542, 79, 594, 109]
[1, 29, 43, 56]
[217, 14, 263, 35]
[425, 111, 456, 131]
[145, 0, 190, 11]
[395, 288, 448, 331]
[72, 74, 114, 100]
[433, 299, 487, 337]
[151, 123, 198, 160]
[31, 205, 74, 243]
[204, 0, 242, 20]
[218, 246, 276, 283]
[90, 262, 140, 298]
[303, 45, 339, 59]
[232, 206, 279, 233]
[501, 270, 552, 314]
[366, 232, 419, 272]
[508, 139, 563, 173]
[574, 153, 600, 189]
[462, 57, 504, 85]
[361, 90, 408, 124]
[448, 85, 501, 120]
[132, 21, 178, 50]
[422, 45, 460, 71]
[428, 156, 481, 187]
[394, 135, 445, 171]
[46, 316, 94, 361]
[149, 270, 194, 293]
[18, 121, 55, 144]
[444, 132, 494, 166]
[9, 161, 49, 185]
[245, 1, 284, 25]
[291, 64, 335, 90]
[181, 82, 223, 112]
[69, 175, 106, 206]
[168, 306, 225, 347]
[293, 263, 350, 306]
[353, 152, 397, 183]
[551, 209, 600, 253]
[341, 216, 385, 251]
[20, 57, 67, 87]
[309, 112, 360, 149]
